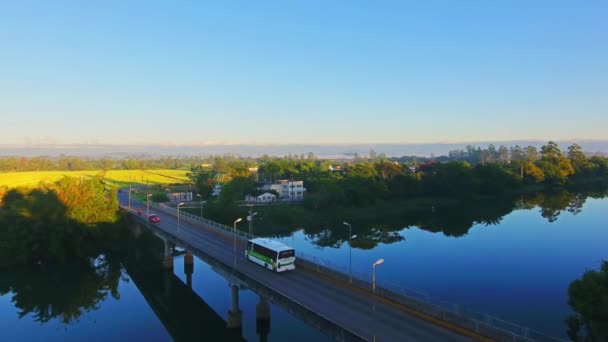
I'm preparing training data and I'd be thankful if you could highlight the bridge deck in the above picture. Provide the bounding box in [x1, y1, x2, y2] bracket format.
[120, 193, 474, 342]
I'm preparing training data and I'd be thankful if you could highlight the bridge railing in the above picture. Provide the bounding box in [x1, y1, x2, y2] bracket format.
[148, 202, 256, 241]
[143, 201, 566, 342]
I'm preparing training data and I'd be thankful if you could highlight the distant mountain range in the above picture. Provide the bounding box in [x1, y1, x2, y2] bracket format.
[1, 140, 607, 158]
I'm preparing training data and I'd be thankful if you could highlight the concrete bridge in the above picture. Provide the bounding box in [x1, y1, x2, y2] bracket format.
[120, 191, 550, 342]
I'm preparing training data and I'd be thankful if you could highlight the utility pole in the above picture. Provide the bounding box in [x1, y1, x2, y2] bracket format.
[247, 205, 257, 237]
[128, 183, 132, 209]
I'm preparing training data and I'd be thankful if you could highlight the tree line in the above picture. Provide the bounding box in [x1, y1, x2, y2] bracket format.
[0, 155, 215, 172]
[186, 142, 608, 212]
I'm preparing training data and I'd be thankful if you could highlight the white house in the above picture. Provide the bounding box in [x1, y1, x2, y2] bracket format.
[261, 180, 306, 200]
[256, 192, 276, 203]
[245, 192, 276, 203]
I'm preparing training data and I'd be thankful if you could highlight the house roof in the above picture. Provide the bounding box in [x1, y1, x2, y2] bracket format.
[257, 192, 275, 198]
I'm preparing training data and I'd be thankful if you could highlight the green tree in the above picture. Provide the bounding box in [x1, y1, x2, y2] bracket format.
[567, 261, 608, 341]
[523, 162, 545, 183]
[568, 144, 594, 176]
[525, 146, 539, 162]
[541, 141, 563, 160]
[510, 145, 525, 162]
[347, 162, 377, 178]
[376, 161, 403, 181]
[187, 166, 217, 199]
[44, 177, 119, 224]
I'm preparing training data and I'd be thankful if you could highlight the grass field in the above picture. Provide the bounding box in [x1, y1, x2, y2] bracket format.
[0, 169, 190, 189]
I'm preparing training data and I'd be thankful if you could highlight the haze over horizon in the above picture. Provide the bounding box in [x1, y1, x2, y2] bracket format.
[1, 1, 607, 145]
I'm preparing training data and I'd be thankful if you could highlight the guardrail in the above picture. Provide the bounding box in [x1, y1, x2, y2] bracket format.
[144, 201, 566, 342]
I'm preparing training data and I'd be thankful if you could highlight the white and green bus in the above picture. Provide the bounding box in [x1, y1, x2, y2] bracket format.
[245, 238, 296, 272]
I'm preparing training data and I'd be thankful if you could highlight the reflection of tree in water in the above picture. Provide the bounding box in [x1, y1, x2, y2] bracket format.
[566, 261, 608, 342]
[0, 256, 123, 324]
[0, 182, 145, 325]
[255, 189, 606, 249]
[0, 226, 162, 326]
[521, 190, 595, 223]
[568, 193, 586, 216]
[412, 197, 516, 237]
[310, 189, 607, 247]
[310, 226, 404, 250]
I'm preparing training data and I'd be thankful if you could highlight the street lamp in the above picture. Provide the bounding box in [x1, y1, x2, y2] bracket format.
[233, 218, 243, 268]
[372, 258, 385, 294]
[128, 185, 135, 209]
[146, 193, 152, 217]
[247, 209, 257, 237]
[177, 202, 185, 235]
[343, 221, 353, 283]
[196, 194, 203, 218]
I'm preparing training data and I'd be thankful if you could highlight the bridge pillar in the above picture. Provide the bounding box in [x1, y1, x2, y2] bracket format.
[227, 285, 242, 335]
[163, 239, 173, 270]
[256, 297, 271, 342]
[184, 251, 194, 288]
[130, 223, 143, 238]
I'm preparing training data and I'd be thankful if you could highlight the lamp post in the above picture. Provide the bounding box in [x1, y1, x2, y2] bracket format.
[128, 184, 133, 209]
[233, 218, 243, 268]
[177, 202, 185, 235]
[372, 258, 384, 294]
[343, 221, 353, 283]
[196, 194, 203, 218]
[146, 193, 152, 217]
[247, 207, 257, 237]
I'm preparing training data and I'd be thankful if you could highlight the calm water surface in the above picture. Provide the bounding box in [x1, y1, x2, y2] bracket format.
[0, 234, 333, 342]
[2, 192, 605, 340]
[275, 195, 608, 338]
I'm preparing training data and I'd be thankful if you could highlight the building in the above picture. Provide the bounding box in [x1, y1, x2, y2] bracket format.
[245, 192, 276, 203]
[261, 180, 306, 200]
[168, 192, 193, 203]
[258, 192, 276, 203]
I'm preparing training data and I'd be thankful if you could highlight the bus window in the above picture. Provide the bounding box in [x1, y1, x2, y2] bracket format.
[279, 250, 295, 259]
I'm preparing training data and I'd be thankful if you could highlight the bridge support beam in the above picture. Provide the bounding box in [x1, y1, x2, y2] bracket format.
[256, 297, 271, 342]
[227, 285, 242, 335]
[163, 239, 173, 270]
[184, 251, 194, 288]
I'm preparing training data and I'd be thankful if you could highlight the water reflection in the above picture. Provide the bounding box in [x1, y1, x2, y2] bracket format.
[0, 257, 122, 324]
[254, 188, 607, 248]
[0, 220, 347, 341]
[121, 229, 245, 341]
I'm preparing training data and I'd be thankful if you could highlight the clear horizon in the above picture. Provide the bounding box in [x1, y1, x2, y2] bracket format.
[1, 1, 607, 145]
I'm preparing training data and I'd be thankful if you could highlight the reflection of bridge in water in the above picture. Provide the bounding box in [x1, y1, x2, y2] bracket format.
[124, 226, 250, 342]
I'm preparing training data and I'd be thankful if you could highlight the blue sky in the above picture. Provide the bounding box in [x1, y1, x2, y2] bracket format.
[1, 1, 606, 145]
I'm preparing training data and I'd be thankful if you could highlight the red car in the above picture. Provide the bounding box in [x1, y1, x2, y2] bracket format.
[148, 214, 161, 223]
